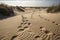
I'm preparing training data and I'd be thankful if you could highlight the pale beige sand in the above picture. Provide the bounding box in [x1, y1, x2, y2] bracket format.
[0, 8, 60, 40]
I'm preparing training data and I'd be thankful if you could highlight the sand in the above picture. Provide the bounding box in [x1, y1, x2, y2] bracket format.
[0, 8, 60, 40]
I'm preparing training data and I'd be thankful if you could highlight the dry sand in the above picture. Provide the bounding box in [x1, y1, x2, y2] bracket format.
[0, 8, 60, 40]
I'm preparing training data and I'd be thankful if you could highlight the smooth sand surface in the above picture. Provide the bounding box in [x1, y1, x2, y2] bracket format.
[0, 8, 60, 40]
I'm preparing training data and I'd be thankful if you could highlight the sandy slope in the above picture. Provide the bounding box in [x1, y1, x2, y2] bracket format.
[0, 8, 60, 40]
[0, 15, 22, 40]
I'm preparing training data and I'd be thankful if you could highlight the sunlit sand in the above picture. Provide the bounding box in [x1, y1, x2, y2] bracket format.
[0, 7, 60, 40]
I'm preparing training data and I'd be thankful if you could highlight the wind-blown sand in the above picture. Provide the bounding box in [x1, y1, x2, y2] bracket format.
[0, 8, 60, 40]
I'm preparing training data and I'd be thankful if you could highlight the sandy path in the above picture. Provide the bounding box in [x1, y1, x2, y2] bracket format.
[0, 9, 60, 40]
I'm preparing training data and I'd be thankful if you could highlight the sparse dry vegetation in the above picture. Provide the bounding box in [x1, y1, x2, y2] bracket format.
[16, 6, 25, 12]
[47, 4, 60, 13]
[0, 4, 15, 16]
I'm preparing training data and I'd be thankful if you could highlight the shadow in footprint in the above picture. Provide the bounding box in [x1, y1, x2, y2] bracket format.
[52, 21, 55, 23]
[24, 26, 28, 29]
[26, 20, 28, 22]
[35, 35, 40, 38]
[20, 23, 24, 25]
[52, 21, 59, 25]
[40, 26, 43, 29]
[11, 35, 18, 40]
[28, 23, 31, 25]
[56, 24, 58, 25]
[44, 30, 50, 34]
[24, 22, 27, 25]
[18, 26, 22, 28]
[40, 26, 43, 31]
[18, 29, 24, 32]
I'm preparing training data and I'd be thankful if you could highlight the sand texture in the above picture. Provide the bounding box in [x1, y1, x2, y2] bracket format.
[0, 8, 60, 40]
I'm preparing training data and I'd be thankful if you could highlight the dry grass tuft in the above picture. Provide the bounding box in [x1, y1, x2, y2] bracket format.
[0, 4, 15, 16]
[47, 4, 60, 13]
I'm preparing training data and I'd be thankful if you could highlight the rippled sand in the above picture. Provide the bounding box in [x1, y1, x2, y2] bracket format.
[0, 8, 60, 40]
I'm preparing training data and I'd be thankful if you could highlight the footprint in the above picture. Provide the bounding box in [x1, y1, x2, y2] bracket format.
[18, 31, 36, 40]
[39, 27, 55, 40]
[41, 27, 50, 34]
[44, 30, 50, 34]
[24, 26, 28, 29]
[40, 26, 43, 29]
[52, 21, 59, 25]
[16, 18, 32, 40]
[52, 21, 55, 23]
[40, 26, 44, 31]
[56, 24, 58, 25]
[34, 35, 40, 38]
[11, 35, 18, 40]
[17, 28, 24, 32]
[26, 20, 28, 22]
[28, 23, 31, 25]
[20, 23, 24, 25]
[18, 26, 22, 28]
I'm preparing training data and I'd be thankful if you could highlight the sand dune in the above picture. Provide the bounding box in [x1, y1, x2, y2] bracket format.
[0, 8, 60, 40]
